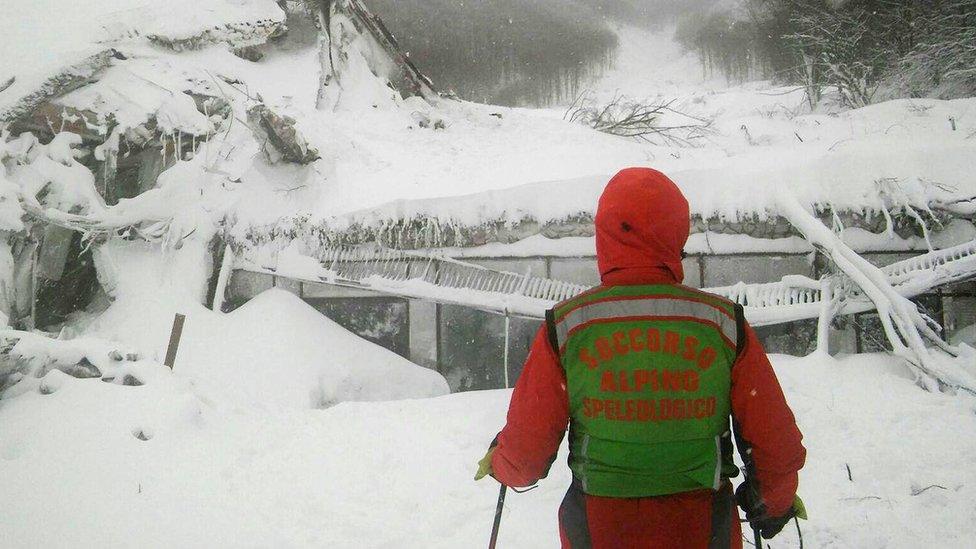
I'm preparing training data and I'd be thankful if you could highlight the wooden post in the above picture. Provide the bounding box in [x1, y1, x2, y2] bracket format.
[164, 313, 186, 369]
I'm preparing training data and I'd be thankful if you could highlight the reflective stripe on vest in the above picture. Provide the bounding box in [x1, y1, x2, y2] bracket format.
[554, 296, 739, 353]
[548, 284, 740, 498]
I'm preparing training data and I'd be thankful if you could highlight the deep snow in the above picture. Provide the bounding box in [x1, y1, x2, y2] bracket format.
[1, 352, 975, 548]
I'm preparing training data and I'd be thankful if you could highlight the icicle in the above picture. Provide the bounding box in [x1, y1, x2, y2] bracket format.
[830, 205, 845, 234]
[212, 243, 235, 312]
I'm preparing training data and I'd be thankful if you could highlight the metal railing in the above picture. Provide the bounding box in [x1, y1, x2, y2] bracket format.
[236, 239, 976, 325]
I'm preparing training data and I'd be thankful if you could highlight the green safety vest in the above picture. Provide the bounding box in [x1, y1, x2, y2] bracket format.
[546, 284, 744, 497]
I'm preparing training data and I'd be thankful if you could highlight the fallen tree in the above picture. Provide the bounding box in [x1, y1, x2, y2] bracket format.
[310, 0, 438, 111]
[776, 187, 976, 395]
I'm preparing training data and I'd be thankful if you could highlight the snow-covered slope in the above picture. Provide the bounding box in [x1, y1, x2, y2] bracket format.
[194, 25, 975, 245]
[6, 19, 973, 250]
[585, 24, 729, 101]
[1, 352, 974, 548]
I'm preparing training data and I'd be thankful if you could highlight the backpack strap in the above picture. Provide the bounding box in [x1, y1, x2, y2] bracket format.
[734, 303, 747, 359]
[545, 308, 561, 358]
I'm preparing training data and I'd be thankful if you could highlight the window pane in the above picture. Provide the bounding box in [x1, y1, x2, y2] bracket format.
[306, 297, 410, 359]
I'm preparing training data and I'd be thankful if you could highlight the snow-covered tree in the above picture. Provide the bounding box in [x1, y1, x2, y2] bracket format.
[308, 0, 437, 111]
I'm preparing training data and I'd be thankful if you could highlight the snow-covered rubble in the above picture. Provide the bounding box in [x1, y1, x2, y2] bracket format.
[207, 35, 976, 255]
[0, 1, 284, 120]
[7, 10, 975, 259]
[4, 233, 447, 408]
[2, 132, 106, 216]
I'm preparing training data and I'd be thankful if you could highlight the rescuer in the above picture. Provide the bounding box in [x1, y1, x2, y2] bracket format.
[475, 167, 806, 548]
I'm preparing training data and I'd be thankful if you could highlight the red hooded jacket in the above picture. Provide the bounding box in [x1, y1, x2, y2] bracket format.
[489, 168, 805, 548]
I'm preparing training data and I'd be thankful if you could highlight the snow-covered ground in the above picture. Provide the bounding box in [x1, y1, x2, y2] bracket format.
[3, 5, 976, 547]
[583, 24, 730, 101]
[2, 349, 975, 548]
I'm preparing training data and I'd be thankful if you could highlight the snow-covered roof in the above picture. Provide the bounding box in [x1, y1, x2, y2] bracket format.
[233, 124, 976, 254]
[332, 137, 975, 228]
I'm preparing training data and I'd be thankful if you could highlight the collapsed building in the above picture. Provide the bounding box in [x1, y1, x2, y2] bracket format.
[227, 171, 976, 392]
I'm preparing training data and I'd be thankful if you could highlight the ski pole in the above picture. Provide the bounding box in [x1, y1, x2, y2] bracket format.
[488, 483, 507, 549]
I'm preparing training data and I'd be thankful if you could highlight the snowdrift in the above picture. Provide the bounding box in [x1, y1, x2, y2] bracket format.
[328, 134, 976, 234]
[79, 240, 448, 409]
[173, 288, 451, 408]
[297, 97, 976, 253]
[84, 286, 449, 409]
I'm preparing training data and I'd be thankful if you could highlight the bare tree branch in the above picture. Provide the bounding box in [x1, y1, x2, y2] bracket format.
[564, 93, 714, 147]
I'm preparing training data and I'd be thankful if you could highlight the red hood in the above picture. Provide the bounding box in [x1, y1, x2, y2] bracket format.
[595, 168, 690, 283]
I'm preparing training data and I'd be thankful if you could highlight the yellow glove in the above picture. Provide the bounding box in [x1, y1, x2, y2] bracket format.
[474, 448, 495, 481]
[793, 495, 808, 520]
